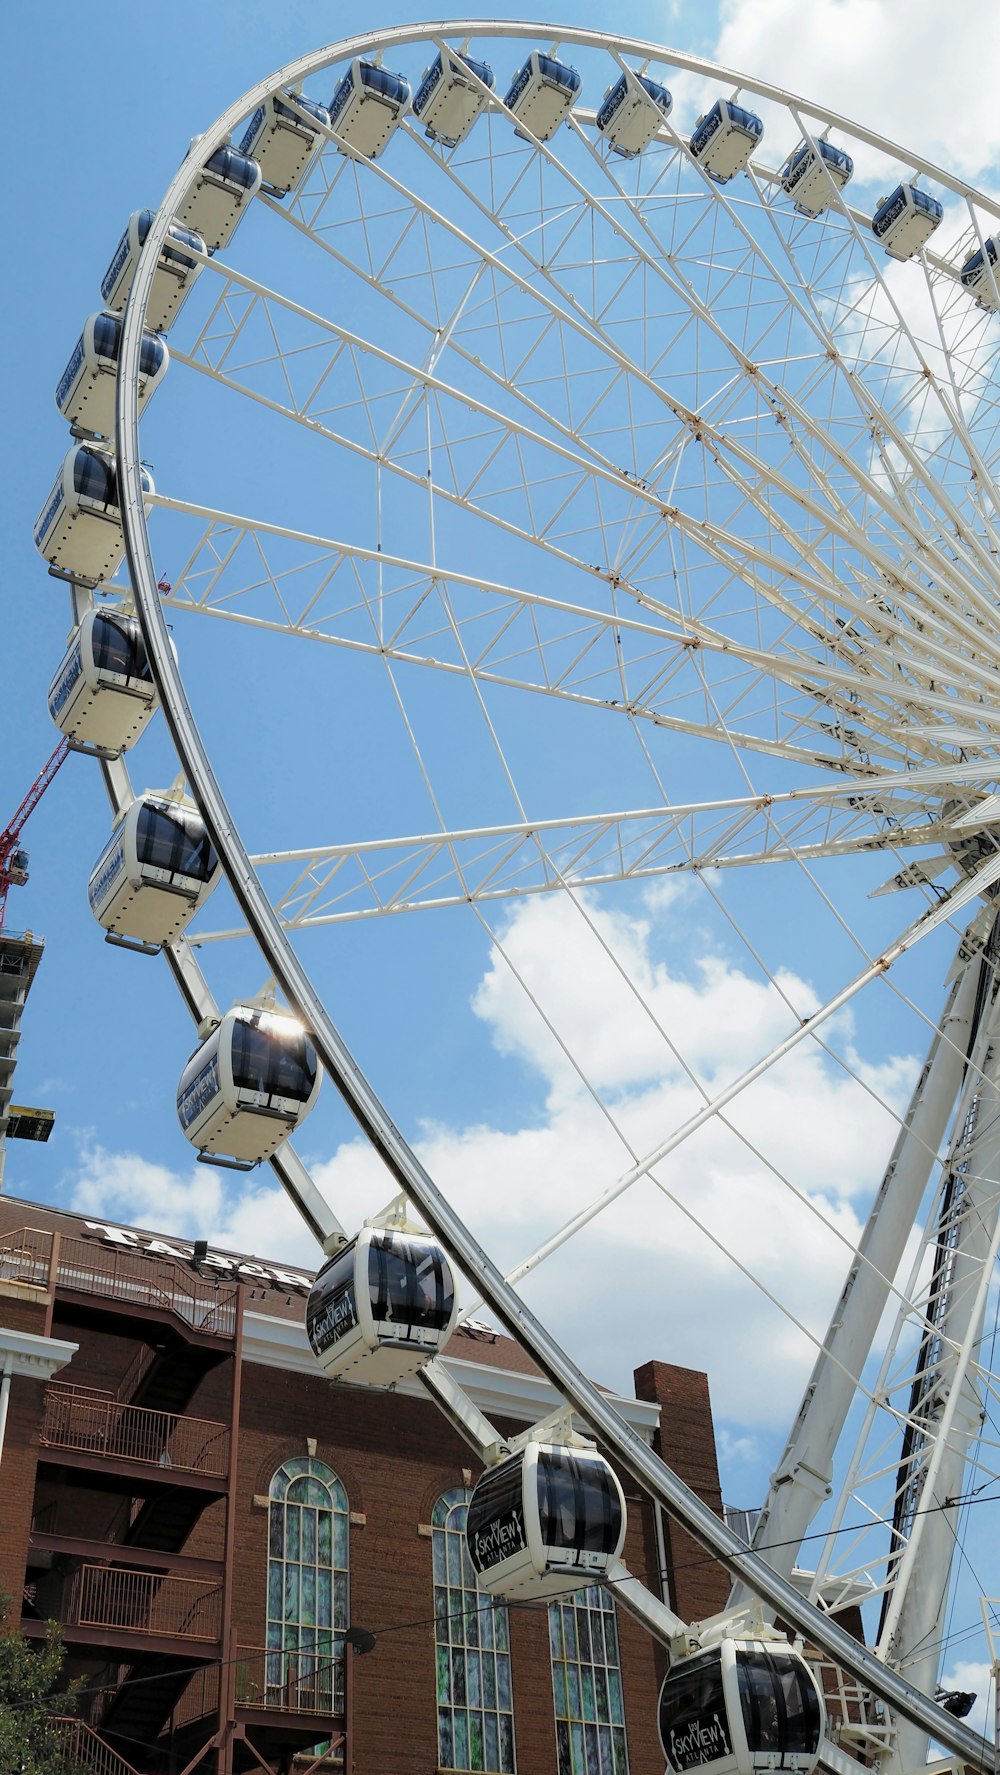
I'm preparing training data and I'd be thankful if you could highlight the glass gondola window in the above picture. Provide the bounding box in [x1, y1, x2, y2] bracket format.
[74, 450, 116, 503]
[91, 614, 150, 680]
[267, 1456, 349, 1715]
[549, 1586, 629, 1775]
[136, 804, 218, 880]
[735, 1649, 822, 1755]
[433, 1488, 516, 1774]
[231, 1018, 317, 1100]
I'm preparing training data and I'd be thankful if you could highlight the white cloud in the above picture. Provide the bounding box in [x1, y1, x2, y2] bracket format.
[67, 1138, 322, 1270]
[711, 0, 1000, 184]
[63, 893, 918, 1483]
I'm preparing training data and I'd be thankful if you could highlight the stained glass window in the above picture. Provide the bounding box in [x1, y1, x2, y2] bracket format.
[433, 1487, 516, 1773]
[267, 1456, 349, 1715]
[549, 1587, 630, 1775]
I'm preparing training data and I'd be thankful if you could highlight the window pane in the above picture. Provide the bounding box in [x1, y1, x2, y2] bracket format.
[438, 1644, 452, 1703]
[267, 1456, 349, 1723]
[433, 1488, 515, 1773]
[439, 1711, 454, 1768]
[468, 1651, 482, 1707]
[550, 1594, 629, 1775]
[286, 1507, 300, 1562]
[470, 1710, 485, 1771]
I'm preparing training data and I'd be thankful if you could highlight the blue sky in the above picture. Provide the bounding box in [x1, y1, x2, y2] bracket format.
[5, 7, 1000, 1687]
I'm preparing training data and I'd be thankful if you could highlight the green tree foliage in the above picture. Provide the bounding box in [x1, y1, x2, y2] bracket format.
[0, 1595, 81, 1775]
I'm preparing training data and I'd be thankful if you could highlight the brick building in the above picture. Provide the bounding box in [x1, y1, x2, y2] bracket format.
[0, 1193, 729, 1775]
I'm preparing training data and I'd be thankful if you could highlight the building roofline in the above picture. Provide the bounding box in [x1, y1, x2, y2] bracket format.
[242, 1310, 660, 1435]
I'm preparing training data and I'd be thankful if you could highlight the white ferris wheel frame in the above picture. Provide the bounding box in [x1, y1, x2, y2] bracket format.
[75, 19, 1000, 1769]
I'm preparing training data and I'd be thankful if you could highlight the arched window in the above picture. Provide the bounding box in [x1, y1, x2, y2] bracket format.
[549, 1587, 630, 1775]
[433, 1487, 516, 1773]
[267, 1456, 349, 1712]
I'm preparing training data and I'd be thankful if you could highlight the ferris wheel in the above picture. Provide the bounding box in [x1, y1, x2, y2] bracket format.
[35, 21, 1000, 1774]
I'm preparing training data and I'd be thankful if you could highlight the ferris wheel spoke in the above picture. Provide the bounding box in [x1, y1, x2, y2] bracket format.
[391, 85, 1000, 610]
[180, 237, 1000, 714]
[154, 497, 1000, 782]
[176, 780, 989, 940]
[220, 157, 953, 614]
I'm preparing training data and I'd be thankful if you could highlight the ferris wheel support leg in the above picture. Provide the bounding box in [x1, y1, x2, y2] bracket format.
[729, 953, 979, 1610]
[873, 942, 1000, 1775]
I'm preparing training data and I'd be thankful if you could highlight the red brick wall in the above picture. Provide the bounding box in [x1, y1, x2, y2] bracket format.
[0, 1200, 729, 1775]
[633, 1361, 730, 1628]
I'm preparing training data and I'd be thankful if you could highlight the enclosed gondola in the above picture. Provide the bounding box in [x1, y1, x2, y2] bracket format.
[328, 59, 411, 159]
[658, 1637, 825, 1775]
[239, 91, 332, 195]
[306, 1225, 460, 1385]
[89, 794, 221, 952]
[177, 1003, 321, 1169]
[466, 1440, 626, 1598]
[48, 608, 161, 755]
[871, 183, 943, 260]
[596, 69, 671, 158]
[780, 138, 853, 216]
[55, 311, 168, 438]
[961, 236, 1000, 311]
[504, 51, 581, 142]
[412, 50, 494, 148]
[175, 142, 262, 252]
[689, 99, 763, 183]
[101, 210, 207, 334]
[34, 446, 154, 585]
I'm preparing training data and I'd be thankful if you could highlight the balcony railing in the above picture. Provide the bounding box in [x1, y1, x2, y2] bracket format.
[41, 1382, 230, 1477]
[180, 1645, 345, 1724]
[0, 1225, 238, 1336]
[65, 1565, 222, 1642]
[0, 1224, 51, 1289]
[240, 1644, 346, 1715]
[54, 1717, 142, 1775]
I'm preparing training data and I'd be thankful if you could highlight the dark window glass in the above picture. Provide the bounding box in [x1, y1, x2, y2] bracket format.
[73, 448, 116, 504]
[93, 312, 122, 360]
[461, 55, 494, 87]
[356, 61, 409, 102]
[735, 1652, 821, 1758]
[231, 1018, 317, 1101]
[205, 144, 259, 189]
[537, 1451, 622, 1555]
[90, 307, 166, 375]
[136, 804, 218, 881]
[368, 1232, 455, 1331]
[91, 614, 150, 681]
[536, 55, 581, 94]
[274, 91, 330, 126]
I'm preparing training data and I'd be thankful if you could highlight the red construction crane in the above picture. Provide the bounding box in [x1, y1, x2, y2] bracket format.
[0, 737, 70, 930]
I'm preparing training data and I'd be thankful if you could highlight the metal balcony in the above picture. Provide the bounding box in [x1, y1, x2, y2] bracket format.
[41, 1382, 230, 1476]
[64, 1564, 223, 1643]
[0, 1225, 238, 1335]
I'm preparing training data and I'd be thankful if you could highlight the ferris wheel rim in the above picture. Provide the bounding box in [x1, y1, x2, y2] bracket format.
[100, 23, 1000, 1762]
